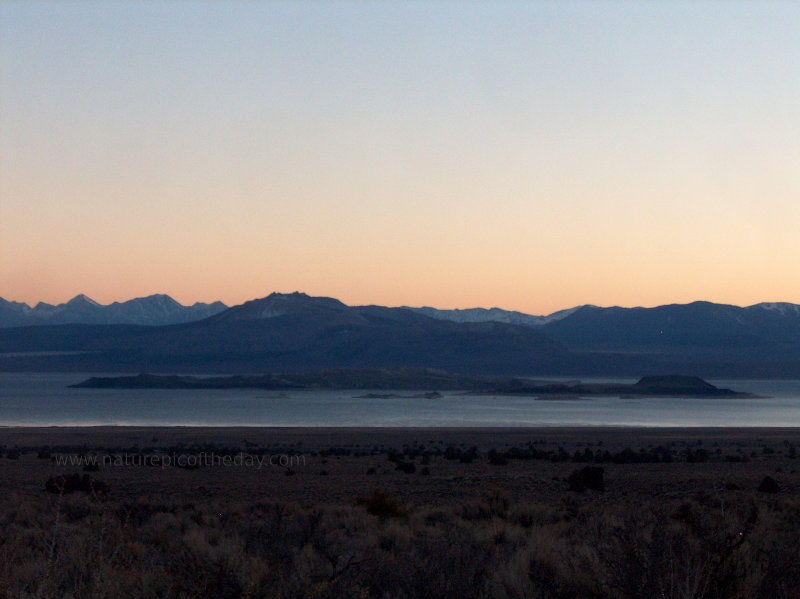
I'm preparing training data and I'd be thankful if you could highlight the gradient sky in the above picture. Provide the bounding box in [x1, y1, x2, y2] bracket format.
[2, 2, 798, 315]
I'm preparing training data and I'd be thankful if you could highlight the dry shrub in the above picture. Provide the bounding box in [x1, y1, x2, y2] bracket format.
[2, 486, 800, 598]
[355, 490, 406, 518]
[506, 501, 561, 528]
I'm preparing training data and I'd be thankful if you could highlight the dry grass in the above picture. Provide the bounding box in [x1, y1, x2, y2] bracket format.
[2, 426, 800, 598]
[3, 489, 800, 598]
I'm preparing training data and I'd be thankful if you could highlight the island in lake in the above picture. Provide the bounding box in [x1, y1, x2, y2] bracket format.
[70, 370, 755, 398]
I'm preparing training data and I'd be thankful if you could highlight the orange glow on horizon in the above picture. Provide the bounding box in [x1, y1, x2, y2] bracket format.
[2, 3, 798, 315]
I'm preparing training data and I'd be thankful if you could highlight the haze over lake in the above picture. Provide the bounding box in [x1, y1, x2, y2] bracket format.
[4, 373, 800, 428]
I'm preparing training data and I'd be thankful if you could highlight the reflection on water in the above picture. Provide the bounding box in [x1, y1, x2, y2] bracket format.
[2, 373, 800, 427]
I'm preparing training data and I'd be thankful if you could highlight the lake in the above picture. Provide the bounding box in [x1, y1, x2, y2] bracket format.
[2, 373, 800, 427]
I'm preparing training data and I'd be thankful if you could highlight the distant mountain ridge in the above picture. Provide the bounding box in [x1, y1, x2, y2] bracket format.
[404, 305, 583, 327]
[0, 294, 227, 327]
[4, 292, 800, 377]
[0, 292, 566, 375]
[539, 301, 800, 349]
[5, 292, 798, 333]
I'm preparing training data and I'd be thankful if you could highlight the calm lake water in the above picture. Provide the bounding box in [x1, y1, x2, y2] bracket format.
[2, 373, 800, 427]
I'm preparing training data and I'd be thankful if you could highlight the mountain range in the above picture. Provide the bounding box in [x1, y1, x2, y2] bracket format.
[404, 305, 582, 327]
[3, 292, 800, 377]
[0, 294, 227, 327]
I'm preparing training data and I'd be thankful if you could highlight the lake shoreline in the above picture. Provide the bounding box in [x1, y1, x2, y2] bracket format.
[3, 424, 799, 450]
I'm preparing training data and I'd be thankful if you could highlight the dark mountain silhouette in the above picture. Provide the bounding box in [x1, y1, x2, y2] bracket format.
[209, 292, 349, 322]
[539, 301, 800, 377]
[540, 301, 798, 349]
[3, 293, 800, 376]
[0, 293, 568, 375]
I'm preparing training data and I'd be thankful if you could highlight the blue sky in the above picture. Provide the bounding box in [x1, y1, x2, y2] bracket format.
[2, 1, 798, 313]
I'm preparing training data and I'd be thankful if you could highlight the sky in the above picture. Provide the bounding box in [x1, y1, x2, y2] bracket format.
[1, 1, 798, 315]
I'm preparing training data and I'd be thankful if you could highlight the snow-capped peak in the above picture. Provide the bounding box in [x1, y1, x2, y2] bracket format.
[756, 302, 800, 317]
[67, 294, 101, 306]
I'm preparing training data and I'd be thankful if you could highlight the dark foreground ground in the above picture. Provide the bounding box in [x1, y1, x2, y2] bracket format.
[1, 426, 799, 598]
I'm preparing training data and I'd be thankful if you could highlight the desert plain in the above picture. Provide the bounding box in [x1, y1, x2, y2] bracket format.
[1, 426, 799, 598]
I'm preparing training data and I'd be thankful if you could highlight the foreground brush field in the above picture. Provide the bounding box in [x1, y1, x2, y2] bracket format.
[1, 426, 799, 598]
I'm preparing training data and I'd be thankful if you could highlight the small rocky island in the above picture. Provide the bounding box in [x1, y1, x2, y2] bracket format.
[70, 371, 754, 398]
[486, 375, 755, 398]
